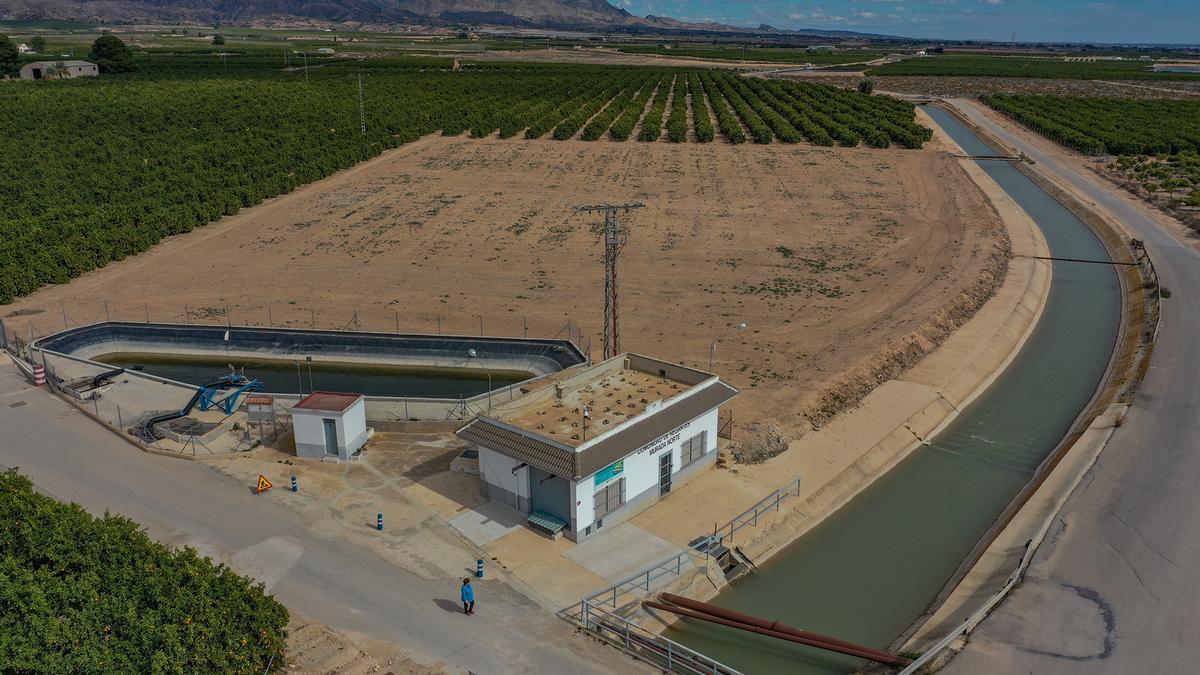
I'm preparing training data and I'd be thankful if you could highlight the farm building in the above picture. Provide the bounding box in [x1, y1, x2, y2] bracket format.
[457, 354, 737, 542]
[291, 391, 370, 460]
[20, 60, 99, 80]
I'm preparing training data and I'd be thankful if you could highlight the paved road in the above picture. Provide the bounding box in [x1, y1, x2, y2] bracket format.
[0, 364, 613, 674]
[942, 100, 1200, 673]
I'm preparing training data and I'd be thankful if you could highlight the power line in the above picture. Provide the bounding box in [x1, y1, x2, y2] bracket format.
[574, 202, 644, 360]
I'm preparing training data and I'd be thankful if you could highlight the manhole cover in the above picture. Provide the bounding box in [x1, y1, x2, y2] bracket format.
[9, 401, 27, 408]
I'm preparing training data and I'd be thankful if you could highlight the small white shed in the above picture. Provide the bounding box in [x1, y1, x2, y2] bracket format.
[291, 391, 370, 460]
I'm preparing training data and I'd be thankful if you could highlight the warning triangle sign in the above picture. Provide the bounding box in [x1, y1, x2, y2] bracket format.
[256, 474, 274, 493]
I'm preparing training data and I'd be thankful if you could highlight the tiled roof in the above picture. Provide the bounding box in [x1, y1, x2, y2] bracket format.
[457, 381, 738, 480]
[457, 419, 575, 477]
[293, 391, 362, 412]
[244, 396, 274, 406]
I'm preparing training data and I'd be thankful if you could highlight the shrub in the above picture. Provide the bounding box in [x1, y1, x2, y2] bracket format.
[0, 469, 289, 673]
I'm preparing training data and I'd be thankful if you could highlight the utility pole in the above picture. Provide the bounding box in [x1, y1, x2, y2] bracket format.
[303, 52, 309, 84]
[358, 74, 366, 135]
[575, 202, 644, 360]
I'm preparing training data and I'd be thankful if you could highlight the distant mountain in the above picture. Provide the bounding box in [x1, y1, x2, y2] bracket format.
[0, 0, 909, 38]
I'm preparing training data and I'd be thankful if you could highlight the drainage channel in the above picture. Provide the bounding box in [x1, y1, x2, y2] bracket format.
[666, 106, 1123, 673]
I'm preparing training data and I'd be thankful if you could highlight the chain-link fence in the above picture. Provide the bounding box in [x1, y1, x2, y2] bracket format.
[3, 302, 592, 358]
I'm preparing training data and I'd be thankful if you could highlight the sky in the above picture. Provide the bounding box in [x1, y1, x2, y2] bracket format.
[615, 0, 1200, 44]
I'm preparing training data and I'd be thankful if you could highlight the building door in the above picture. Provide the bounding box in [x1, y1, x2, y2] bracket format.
[322, 418, 338, 455]
[659, 452, 673, 496]
[529, 467, 570, 522]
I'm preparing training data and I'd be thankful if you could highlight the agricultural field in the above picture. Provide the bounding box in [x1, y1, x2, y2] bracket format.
[982, 94, 1200, 230]
[615, 45, 884, 65]
[869, 55, 1200, 81]
[804, 74, 1200, 100]
[0, 56, 930, 305]
[1111, 152, 1200, 207]
[0, 469, 288, 673]
[982, 94, 1200, 155]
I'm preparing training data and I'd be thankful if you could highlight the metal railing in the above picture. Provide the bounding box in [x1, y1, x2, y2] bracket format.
[582, 549, 703, 610]
[580, 600, 742, 675]
[698, 474, 803, 550]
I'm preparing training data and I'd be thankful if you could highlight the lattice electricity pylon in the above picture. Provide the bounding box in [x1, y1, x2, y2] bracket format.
[575, 202, 644, 360]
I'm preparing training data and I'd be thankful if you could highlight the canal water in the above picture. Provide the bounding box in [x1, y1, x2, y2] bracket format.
[668, 107, 1123, 673]
[95, 352, 530, 399]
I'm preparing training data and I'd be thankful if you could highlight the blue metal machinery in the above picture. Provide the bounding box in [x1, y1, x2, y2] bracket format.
[196, 374, 263, 414]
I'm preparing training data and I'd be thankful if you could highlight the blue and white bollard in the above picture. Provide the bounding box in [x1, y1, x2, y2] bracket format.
[291, 475, 298, 493]
[377, 513, 383, 531]
[476, 559, 484, 578]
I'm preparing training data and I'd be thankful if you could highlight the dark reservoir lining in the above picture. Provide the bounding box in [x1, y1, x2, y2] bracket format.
[94, 352, 530, 399]
[668, 106, 1122, 674]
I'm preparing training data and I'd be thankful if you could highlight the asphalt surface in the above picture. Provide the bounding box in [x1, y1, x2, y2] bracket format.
[942, 100, 1200, 673]
[0, 364, 615, 674]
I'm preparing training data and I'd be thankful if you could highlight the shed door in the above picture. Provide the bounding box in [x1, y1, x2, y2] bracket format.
[322, 418, 338, 455]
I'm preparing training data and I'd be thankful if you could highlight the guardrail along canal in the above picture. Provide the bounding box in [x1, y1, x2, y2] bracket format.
[668, 107, 1122, 673]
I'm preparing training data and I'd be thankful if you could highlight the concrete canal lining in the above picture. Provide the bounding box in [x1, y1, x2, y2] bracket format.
[667, 106, 1125, 674]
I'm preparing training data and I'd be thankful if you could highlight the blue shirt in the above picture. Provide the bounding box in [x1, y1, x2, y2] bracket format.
[461, 584, 475, 602]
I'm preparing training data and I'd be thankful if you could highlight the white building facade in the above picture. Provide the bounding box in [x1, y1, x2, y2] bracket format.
[291, 391, 370, 460]
[19, 60, 99, 80]
[458, 354, 736, 541]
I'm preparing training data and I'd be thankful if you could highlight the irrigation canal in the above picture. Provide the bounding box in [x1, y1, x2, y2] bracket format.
[668, 107, 1123, 673]
[94, 352, 529, 399]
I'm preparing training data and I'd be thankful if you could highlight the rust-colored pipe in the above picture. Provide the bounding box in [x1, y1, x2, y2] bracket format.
[660, 592, 904, 660]
[644, 600, 910, 667]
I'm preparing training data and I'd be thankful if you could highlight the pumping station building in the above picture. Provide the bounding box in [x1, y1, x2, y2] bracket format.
[457, 354, 737, 541]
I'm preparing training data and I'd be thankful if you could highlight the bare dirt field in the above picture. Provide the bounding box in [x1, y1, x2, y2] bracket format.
[287, 616, 440, 674]
[5, 135, 1006, 434]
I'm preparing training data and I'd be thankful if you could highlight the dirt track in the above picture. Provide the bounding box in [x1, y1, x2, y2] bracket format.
[5, 135, 1005, 431]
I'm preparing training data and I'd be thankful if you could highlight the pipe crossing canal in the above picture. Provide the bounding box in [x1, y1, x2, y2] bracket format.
[667, 107, 1123, 673]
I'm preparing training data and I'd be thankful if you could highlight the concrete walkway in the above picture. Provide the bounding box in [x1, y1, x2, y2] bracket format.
[0, 361, 622, 674]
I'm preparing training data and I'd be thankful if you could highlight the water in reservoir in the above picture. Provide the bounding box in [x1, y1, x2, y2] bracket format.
[95, 352, 530, 399]
[668, 107, 1123, 673]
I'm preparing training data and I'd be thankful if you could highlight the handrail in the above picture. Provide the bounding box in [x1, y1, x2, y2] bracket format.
[581, 599, 743, 675]
[696, 474, 803, 551]
[582, 549, 703, 609]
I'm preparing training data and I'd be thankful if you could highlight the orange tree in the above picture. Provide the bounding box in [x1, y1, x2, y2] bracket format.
[0, 470, 288, 672]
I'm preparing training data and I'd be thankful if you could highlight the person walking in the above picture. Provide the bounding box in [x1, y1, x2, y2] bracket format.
[461, 577, 475, 615]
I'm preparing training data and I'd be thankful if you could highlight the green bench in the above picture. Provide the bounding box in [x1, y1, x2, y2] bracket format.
[527, 511, 568, 539]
